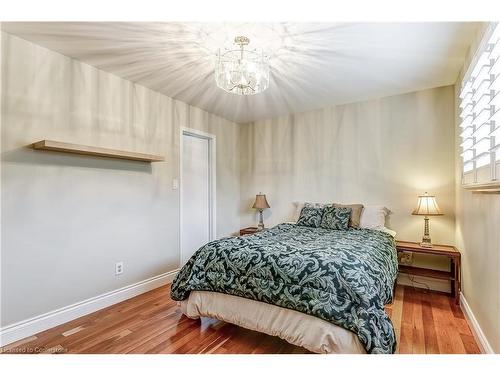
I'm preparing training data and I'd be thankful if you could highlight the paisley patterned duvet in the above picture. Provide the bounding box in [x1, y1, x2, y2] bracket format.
[170, 223, 398, 353]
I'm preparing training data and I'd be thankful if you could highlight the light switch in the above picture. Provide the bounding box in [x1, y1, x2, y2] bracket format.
[172, 178, 179, 190]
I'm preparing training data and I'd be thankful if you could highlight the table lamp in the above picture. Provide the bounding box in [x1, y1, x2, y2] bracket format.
[252, 193, 270, 230]
[412, 192, 443, 248]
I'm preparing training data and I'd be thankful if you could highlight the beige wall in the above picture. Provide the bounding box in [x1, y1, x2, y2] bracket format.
[240, 86, 456, 248]
[0, 32, 240, 326]
[455, 23, 500, 353]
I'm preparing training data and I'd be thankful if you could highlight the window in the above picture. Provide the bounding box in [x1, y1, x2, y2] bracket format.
[459, 23, 500, 187]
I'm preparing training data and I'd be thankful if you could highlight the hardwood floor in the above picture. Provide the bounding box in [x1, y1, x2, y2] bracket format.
[1, 284, 480, 354]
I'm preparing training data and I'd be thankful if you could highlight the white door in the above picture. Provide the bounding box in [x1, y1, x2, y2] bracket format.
[181, 132, 212, 265]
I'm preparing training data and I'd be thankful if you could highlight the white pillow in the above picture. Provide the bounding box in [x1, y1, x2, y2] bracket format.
[291, 202, 305, 223]
[359, 205, 390, 230]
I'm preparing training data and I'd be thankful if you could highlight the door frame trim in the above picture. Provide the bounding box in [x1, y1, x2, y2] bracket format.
[179, 127, 217, 266]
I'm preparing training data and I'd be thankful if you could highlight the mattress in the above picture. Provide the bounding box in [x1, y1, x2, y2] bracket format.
[180, 290, 366, 354]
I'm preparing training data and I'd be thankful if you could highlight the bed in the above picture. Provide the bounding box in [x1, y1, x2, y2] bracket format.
[170, 223, 398, 354]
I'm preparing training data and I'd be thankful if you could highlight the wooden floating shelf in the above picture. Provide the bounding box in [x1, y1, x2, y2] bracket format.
[463, 181, 500, 193]
[31, 140, 164, 163]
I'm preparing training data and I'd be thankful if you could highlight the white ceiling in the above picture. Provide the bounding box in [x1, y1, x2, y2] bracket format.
[2, 22, 480, 123]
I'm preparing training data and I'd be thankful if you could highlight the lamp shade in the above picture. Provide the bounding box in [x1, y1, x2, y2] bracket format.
[412, 192, 443, 216]
[252, 193, 270, 210]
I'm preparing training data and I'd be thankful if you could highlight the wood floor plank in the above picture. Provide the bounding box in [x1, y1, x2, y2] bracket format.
[411, 288, 425, 354]
[431, 293, 467, 354]
[204, 337, 232, 354]
[62, 326, 85, 337]
[102, 308, 185, 353]
[402, 286, 414, 325]
[174, 323, 224, 354]
[460, 334, 481, 354]
[399, 287, 414, 353]
[421, 297, 439, 354]
[127, 317, 200, 354]
[0, 284, 480, 354]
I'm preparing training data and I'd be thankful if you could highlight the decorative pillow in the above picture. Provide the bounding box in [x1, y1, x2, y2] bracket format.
[292, 202, 332, 222]
[320, 206, 352, 230]
[359, 205, 390, 229]
[333, 203, 364, 228]
[296, 206, 324, 228]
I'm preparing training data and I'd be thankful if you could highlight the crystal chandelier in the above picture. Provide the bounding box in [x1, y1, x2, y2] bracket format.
[215, 36, 270, 95]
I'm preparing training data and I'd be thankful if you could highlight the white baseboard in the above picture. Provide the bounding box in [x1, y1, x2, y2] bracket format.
[0, 269, 179, 347]
[460, 292, 494, 354]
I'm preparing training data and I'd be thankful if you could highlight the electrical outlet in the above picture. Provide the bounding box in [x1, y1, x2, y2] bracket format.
[115, 262, 124, 275]
[398, 252, 413, 265]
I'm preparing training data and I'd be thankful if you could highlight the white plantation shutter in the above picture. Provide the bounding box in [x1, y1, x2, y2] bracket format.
[460, 23, 500, 187]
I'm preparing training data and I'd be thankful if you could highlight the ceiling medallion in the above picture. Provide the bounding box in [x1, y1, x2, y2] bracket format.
[215, 35, 270, 95]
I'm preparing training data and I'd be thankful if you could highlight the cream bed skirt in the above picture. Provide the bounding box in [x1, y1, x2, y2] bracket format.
[179, 291, 366, 354]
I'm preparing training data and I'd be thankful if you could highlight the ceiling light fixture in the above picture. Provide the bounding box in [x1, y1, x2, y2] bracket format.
[215, 36, 270, 95]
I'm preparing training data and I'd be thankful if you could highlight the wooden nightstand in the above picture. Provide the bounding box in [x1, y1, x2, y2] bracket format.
[395, 241, 461, 304]
[239, 227, 259, 236]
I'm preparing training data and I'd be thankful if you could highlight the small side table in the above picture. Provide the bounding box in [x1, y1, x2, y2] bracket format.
[395, 241, 461, 304]
[239, 227, 259, 236]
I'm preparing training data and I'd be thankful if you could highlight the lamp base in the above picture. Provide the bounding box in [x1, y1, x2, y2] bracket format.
[257, 209, 264, 231]
[420, 216, 433, 247]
